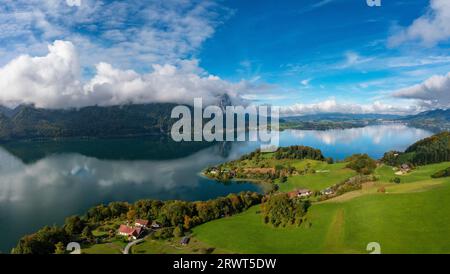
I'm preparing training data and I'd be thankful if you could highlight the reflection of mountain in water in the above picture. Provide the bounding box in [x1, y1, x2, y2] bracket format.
[0, 141, 259, 252]
[286, 124, 431, 146]
[0, 137, 217, 163]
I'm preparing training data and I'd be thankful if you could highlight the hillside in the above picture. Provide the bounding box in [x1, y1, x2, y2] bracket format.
[283, 113, 401, 122]
[279, 113, 399, 130]
[400, 109, 450, 132]
[382, 132, 450, 166]
[0, 103, 180, 141]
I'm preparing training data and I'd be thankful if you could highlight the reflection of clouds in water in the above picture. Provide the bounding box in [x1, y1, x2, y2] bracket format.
[0, 144, 245, 203]
[286, 124, 431, 146]
[286, 130, 306, 140]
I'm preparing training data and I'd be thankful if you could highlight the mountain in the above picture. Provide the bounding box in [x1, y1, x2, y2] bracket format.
[0, 103, 181, 141]
[382, 131, 450, 166]
[399, 109, 450, 132]
[279, 113, 402, 131]
[282, 113, 402, 122]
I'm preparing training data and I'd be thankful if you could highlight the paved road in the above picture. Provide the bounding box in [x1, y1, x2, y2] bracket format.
[123, 238, 146, 254]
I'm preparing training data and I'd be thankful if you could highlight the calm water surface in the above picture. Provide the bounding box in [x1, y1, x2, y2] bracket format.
[0, 124, 432, 252]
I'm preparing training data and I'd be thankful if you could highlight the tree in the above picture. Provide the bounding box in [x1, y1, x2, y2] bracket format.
[64, 215, 85, 236]
[54, 242, 65, 254]
[126, 209, 137, 222]
[173, 225, 184, 237]
[261, 194, 310, 227]
[81, 226, 93, 241]
[345, 154, 377, 174]
[183, 215, 192, 230]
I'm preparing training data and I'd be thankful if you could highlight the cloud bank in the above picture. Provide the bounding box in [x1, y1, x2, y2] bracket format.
[0, 41, 253, 109]
[393, 72, 450, 109]
[389, 0, 450, 46]
[280, 99, 423, 116]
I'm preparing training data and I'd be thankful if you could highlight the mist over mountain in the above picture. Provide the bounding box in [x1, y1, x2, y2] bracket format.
[0, 102, 449, 141]
[0, 103, 179, 141]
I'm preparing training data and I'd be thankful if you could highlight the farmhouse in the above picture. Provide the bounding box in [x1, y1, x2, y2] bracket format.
[395, 163, 412, 175]
[118, 225, 143, 240]
[135, 219, 149, 228]
[288, 189, 312, 198]
[321, 188, 334, 196]
[401, 164, 411, 171]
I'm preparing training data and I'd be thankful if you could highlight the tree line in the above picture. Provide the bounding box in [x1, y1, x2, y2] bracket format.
[382, 132, 450, 166]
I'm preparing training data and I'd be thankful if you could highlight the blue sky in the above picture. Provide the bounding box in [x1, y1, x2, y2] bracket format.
[0, 0, 449, 114]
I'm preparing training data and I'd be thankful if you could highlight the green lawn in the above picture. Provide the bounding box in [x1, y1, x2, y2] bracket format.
[277, 162, 356, 192]
[131, 237, 229, 254]
[193, 176, 450, 254]
[375, 162, 450, 183]
[82, 239, 127, 254]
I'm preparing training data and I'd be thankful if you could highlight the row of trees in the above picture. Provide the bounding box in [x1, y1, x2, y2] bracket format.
[273, 146, 325, 161]
[12, 191, 263, 254]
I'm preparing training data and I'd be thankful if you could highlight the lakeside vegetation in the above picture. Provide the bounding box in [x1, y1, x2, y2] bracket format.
[12, 131, 450, 254]
[382, 131, 450, 166]
[12, 192, 262, 254]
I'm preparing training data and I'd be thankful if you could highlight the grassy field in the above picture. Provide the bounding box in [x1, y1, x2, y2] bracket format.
[82, 239, 127, 254]
[82, 161, 450, 254]
[277, 162, 356, 192]
[375, 162, 450, 183]
[131, 237, 230, 254]
[193, 172, 450, 254]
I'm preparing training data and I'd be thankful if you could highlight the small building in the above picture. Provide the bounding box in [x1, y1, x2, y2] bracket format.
[298, 189, 312, 198]
[401, 164, 411, 171]
[180, 236, 190, 246]
[118, 224, 133, 237]
[151, 221, 162, 229]
[321, 188, 334, 196]
[288, 189, 312, 198]
[118, 225, 143, 240]
[135, 219, 149, 228]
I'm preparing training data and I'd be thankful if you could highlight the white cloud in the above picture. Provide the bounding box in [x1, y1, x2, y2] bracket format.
[393, 72, 450, 108]
[66, 0, 81, 7]
[0, 40, 82, 108]
[0, 40, 256, 109]
[389, 0, 450, 46]
[301, 78, 311, 86]
[280, 99, 423, 116]
[0, 0, 228, 68]
[337, 51, 373, 69]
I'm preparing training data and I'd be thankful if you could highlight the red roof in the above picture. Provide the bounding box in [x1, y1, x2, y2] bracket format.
[118, 225, 134, 234]
[118, 225, 142, 237]
[135, 219, 149, 226]
[132, 227, 142, 237]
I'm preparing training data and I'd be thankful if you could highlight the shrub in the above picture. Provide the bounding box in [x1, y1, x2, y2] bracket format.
[345, 154, 377, 174]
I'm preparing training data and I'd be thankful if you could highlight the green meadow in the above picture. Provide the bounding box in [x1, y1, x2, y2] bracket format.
[193, 163, 450, 254]
[277, 161, 356, 192]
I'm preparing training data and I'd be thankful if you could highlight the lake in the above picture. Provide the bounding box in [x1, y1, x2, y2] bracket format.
[0, 124, 432, 252]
